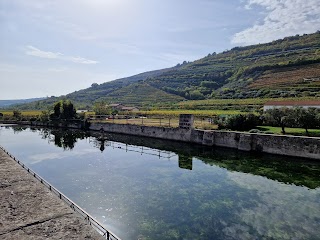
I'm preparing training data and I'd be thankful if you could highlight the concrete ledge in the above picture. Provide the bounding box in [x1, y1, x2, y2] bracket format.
[0, 148, 104, 240]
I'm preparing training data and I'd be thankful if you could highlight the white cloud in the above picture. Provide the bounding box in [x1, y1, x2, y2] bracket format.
[232, 0, 320, 45]
[26, 45, 62, 59]
[29, 148, 97, 164]
[25, 45, 98, 64]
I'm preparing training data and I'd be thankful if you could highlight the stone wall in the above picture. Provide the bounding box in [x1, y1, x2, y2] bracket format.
[3, 120, 320, 160]
[89, 122, 320, 160]
[190, 130, 320, 160]
[90, 122, 193, 142]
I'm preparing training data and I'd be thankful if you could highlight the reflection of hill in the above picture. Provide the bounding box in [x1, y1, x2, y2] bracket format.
[33, 127, 320, 189]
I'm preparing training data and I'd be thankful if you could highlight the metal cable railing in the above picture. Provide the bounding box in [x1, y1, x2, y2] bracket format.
[0, 146, 121, 240]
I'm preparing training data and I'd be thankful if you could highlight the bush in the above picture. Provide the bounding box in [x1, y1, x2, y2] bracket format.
[219, 114, 262, 131]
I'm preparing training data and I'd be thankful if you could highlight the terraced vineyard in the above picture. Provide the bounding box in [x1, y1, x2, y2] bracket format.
[248, 63, 320, 97]
[175, 97, 320, 111]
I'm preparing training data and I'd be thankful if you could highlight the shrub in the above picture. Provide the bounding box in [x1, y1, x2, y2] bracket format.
[219, 114, 262, 131]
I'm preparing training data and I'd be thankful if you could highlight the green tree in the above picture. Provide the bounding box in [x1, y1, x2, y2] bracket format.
[93, 101, 111, 115]
[51, 100, 76, 120]
[13, 109, 22, 120]
[219, 113, 261, 131]
[40, 110, 51, 122]
[265, 108, 294, 134]
[53, 101, 61, 118]
[61, 100, 76, 119]
[189, 90, 205, 100]
[294, 107, 319, 134]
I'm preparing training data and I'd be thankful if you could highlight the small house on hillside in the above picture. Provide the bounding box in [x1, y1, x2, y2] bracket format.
[76, 110, 88, 114]
[108, 103, 124, 110]
[107, 104, 139, 112]
[121, 106, 139, 112]
[263, 101, 320, 111]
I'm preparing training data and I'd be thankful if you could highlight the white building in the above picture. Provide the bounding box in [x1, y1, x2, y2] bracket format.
[76, 110, 88, 114]
[263, 101, 320, 111]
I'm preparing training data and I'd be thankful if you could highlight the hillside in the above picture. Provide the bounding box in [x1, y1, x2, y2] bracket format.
[12, 32, 320, 110]
[0, 98, 45, 108]
[146, 32, 320, 100]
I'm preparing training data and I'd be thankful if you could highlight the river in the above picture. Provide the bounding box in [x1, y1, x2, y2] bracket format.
[0, 125, 319, 240]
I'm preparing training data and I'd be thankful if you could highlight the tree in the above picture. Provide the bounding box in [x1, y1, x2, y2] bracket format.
[218, 114, 261, 131]
[265, 108, 294, 133]
[294, 107, 319, 134]
[40, 110, 51, 122]
[53, 101, 61, 118]
[93, 101, 111, 115]
[189, 90, 205, 100]
[61, 100, 76, 119]
[13, 109, 22, 120]
[50, 100, 76, 120]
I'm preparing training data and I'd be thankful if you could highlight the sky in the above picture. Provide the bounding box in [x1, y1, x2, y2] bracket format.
[0, 0, 319, 99]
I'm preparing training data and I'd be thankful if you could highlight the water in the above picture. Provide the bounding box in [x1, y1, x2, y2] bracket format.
[0, 125, 320, 240]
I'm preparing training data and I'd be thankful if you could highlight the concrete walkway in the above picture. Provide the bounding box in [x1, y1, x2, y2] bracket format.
[0, 148, 104, 240]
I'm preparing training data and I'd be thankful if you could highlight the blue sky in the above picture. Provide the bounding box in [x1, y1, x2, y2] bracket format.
[1, 0, 319, 99]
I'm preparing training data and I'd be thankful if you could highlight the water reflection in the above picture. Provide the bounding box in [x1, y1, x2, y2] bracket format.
[8, 126, 320, 189]
[1, 126, 319, 240]
[178, 155, 193, 170]
[87, 130, 320, 189]
[40, 128, 90, 150]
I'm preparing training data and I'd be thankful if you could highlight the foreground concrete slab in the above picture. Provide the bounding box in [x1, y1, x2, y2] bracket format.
[0, 148, 104, 240]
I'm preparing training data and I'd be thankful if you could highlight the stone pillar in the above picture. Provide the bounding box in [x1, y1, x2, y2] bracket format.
[179, 114, 194, 130]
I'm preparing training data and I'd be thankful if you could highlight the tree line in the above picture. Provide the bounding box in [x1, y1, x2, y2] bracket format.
[217, 107, 320, 135]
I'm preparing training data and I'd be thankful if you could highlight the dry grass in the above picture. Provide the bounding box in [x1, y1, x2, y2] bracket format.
[91, 117, 218, 130]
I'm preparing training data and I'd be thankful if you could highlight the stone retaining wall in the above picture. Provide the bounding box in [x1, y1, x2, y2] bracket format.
[3, 120, 320, 160]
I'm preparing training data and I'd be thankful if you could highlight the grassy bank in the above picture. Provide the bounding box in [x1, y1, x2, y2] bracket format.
[257, 126, 320, 137]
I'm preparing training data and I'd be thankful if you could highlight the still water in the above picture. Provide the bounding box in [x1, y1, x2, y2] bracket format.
[0, 125, 319, 240]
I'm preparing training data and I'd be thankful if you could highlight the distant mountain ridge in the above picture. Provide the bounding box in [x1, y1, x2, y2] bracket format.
[0, 98, 46, 108]
[13, 32, 320, 110]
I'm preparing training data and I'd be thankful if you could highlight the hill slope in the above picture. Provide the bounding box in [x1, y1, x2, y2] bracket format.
[13, 32, 320, 110]
[0, 98, 45, 108]
[146, 32, 320, 99]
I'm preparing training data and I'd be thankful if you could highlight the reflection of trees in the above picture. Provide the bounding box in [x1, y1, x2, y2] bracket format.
[13, 126, 27, 133]
[38, 128, 89, 150]
[198, 153, 320, 189]
[178, 155, 192, 170]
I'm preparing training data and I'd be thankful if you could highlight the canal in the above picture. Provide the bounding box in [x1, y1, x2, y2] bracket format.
[0, 125, 319, 240]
